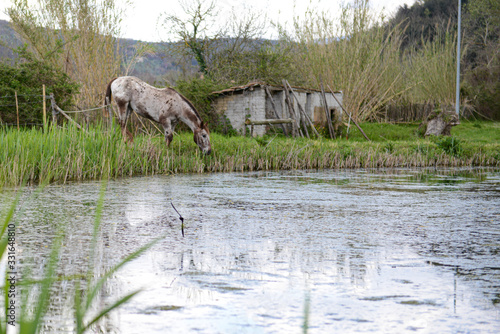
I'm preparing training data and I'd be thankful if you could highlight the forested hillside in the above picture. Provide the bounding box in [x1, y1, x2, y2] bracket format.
[389, 0, 498, 119]
[391, 0, 461, 49]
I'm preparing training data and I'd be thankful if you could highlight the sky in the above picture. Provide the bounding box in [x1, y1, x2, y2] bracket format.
[0, 0, 417, 42]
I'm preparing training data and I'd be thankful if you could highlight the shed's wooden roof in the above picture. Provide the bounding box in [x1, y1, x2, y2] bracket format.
[211, 82, 341, 96]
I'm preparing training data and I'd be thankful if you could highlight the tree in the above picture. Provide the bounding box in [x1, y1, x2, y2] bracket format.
[391, 0, 461, 49]
[160, 0, 294, 86]
[6, 0, 124, 111]
[161, 0, 218, 76]
[0, 48, 79, 125]
[462, 0, 500, 119]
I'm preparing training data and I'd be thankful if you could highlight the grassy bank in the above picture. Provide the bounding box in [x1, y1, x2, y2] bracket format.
[1, 121, 499, 186]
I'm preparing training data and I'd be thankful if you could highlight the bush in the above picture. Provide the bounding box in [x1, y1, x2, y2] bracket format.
[0, 49, 79, 126]
[174, 76, 237, 135]
[462, 65, 500, 120]
[436, 136, 463, 157]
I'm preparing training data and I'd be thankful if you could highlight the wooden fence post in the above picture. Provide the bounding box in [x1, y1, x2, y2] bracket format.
[282, 79, 301, 138]
[285, 80, 309, 138]
[15, 91, 19, 131]
[42, 85, 47, 131]
[320, 81, 335, 139]
[327, 84, 370, 141]
[50, 94, 58, 123]
[285, 80, 321, 138]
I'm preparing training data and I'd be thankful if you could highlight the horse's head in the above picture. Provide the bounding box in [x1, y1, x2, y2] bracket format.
[194, 122, 212, 155]
[165, 129, 174, 147]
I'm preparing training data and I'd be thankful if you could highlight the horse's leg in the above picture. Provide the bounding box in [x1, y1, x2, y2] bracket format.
[116, 99, 134, 143]
[161, 118, 174, 146]
[124, 105, 134, 142]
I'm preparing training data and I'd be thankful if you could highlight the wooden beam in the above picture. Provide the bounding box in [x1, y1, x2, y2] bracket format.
[264, 86, 288, 136]
[326, 84, 370, 141]
[245, 118, 295, 125]
[50, 96, 85, 131]
[285, 80, 321, 138]
[320, 81, 335, 139]
[42, 84, 47, 131]
[284, 80, 309, 138]
[15, 91, 19, 131]
[282, 79, 302, 137]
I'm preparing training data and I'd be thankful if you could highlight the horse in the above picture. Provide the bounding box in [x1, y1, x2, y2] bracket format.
[104, 76, 211, 155]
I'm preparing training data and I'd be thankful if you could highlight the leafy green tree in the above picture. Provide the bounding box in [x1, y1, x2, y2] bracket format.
[160, 0, 295, 86]
[391, 0, 461, 49]
[0, 48, 79, 125]
[462, 0, 500, 119]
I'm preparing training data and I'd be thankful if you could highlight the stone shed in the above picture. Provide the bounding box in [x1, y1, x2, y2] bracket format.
[211, 82, 343, 136]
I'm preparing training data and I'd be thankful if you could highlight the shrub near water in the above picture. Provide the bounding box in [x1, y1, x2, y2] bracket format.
[0, 122, 499, 186]
[435, 137, 463, 157]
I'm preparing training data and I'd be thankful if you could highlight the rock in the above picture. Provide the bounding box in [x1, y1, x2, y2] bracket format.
[424, 109, 460, 137]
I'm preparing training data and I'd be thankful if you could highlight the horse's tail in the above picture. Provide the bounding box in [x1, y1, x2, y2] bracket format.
[103, 77, 117, 117]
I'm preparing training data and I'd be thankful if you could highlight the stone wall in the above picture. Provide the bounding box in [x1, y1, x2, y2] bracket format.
[212, 84, 343, 136]
[212, 87, 266, 136]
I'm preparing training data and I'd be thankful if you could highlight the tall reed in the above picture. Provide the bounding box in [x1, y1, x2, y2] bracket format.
[280, 0, 461, 121]
[281, 0, 407, 121]
[0, 122, 498, 187]
[402, 27, 459, 104]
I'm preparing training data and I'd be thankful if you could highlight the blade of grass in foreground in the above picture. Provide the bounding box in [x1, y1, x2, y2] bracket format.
[75, 179, 163, 333]
[302, 290, 311, 334]
[1, 188, 23, 334]
[0, 180, 162, 333]
[75, 235, 162, 333]
[0, 181, 62, 334]
[18, 233, 63, 334]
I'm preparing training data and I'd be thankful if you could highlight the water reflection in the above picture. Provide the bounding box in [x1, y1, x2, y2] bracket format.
[1, 168, 499, 333]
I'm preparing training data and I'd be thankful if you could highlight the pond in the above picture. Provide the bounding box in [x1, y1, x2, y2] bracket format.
[2, 168, 500, 333]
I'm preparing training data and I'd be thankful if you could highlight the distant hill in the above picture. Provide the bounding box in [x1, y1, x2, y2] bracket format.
[0, 19, 181, 83]
[119, 38, 183, 84]
[0, 19, 24, 63]
[388, 0, 459, 49]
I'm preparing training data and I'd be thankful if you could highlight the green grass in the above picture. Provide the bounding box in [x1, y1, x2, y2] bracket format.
[0, 121, 499, 186]
[452, 121, 500, 143]
[344, 122, 422, 142]
[344, 120, 500, 144]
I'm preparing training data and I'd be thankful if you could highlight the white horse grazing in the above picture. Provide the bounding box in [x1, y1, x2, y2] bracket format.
[105, 76, 211, 155]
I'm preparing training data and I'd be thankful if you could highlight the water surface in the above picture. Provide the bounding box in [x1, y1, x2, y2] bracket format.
[3, 168, 500, 333]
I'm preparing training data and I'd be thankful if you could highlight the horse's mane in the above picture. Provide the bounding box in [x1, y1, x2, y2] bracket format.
[168, 87, 203, 123]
